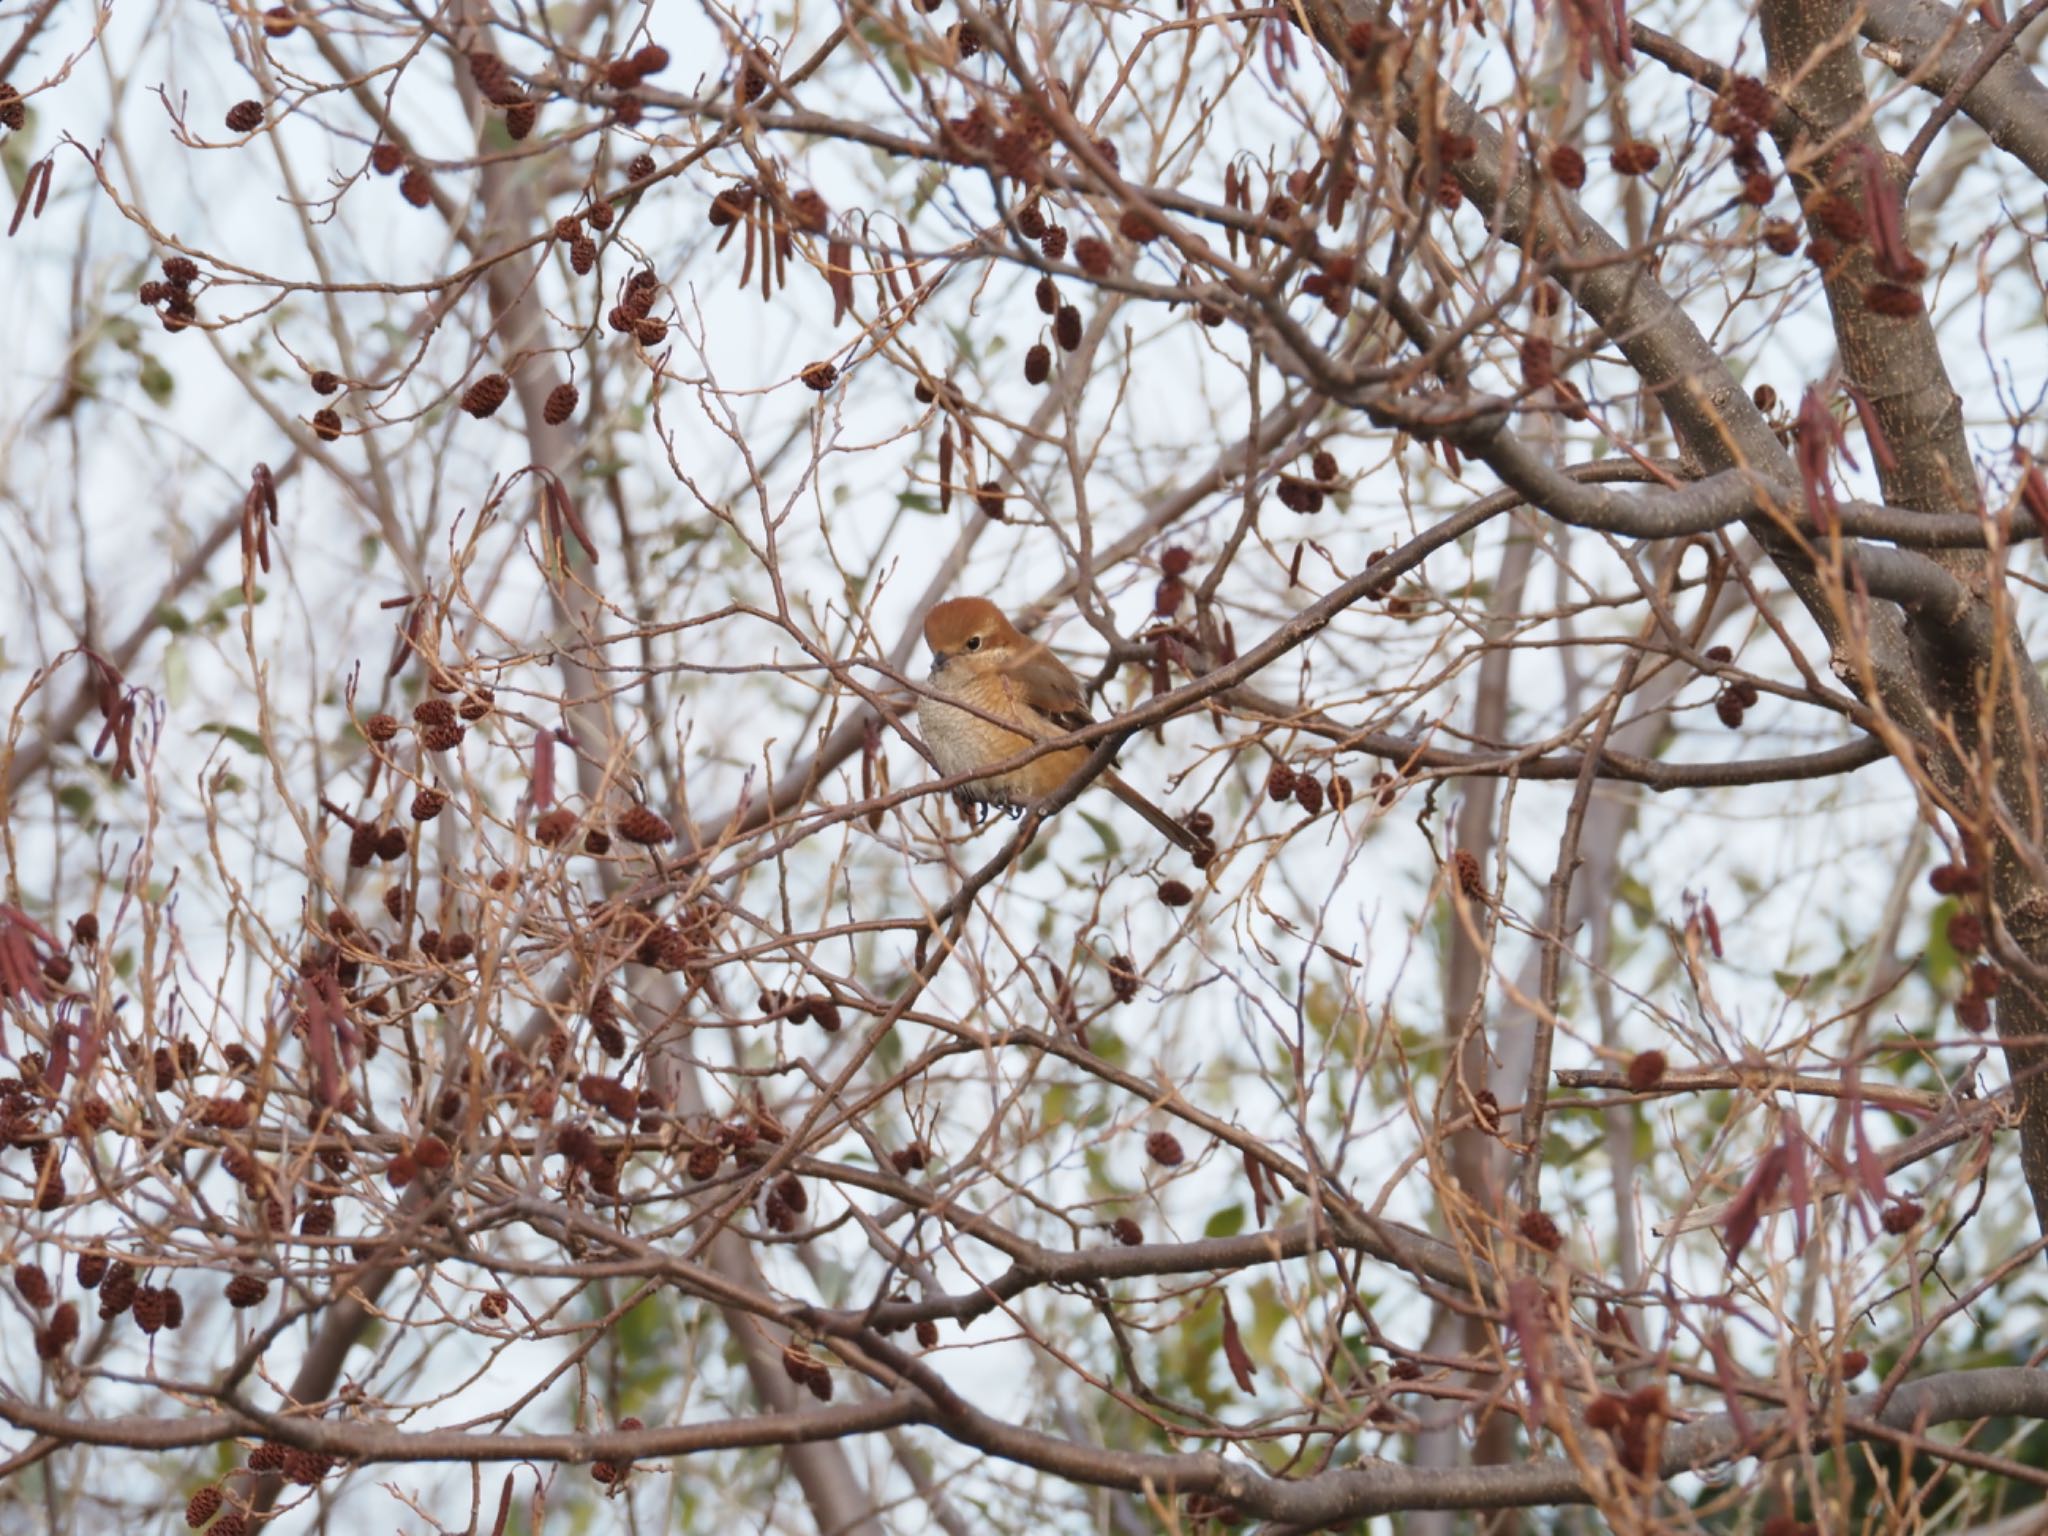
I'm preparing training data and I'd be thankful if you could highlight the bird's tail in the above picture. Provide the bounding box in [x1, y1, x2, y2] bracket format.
[1101, 770, 1202, 856]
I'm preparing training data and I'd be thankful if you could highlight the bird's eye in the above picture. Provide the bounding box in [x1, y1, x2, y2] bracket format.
[965, 635, 982, 651]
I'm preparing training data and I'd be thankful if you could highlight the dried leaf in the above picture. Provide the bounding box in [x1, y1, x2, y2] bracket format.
[9, 157, 51, 238]
[1244, 1147, 1271, 1227]
[1721, 1141, 1788, 1265]
[1220, 1294, 1257, 1392]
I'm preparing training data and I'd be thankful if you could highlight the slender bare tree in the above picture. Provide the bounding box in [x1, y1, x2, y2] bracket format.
[5, 0, 2048, 1530]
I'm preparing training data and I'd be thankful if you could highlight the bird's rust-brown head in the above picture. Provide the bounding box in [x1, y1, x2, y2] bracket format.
[923, 597, 1024, 663]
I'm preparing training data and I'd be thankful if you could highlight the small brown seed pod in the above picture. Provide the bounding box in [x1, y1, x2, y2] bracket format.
[461, 374, 511, 418]
[616, 804, 674, 845]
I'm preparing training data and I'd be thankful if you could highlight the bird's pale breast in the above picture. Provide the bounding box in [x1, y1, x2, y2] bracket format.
[918, 663, 1083, 805]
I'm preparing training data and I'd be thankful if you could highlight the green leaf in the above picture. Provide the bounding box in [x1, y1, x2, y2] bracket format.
[57, 784, 95, 823]
[163, 642, 189, 707]
[138, 353, 175, 405]
[1076, 809, 1120, 860]
[200, 723, 268, 757]
[1204, 1203, 1246, 1239]
[199, 585, 263, 629]
[897, 491, 941, 516]
[1924, 897, 1959, 990]
[154, 602, 191, 634]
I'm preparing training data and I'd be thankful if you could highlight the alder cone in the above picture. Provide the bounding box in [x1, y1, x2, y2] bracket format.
[461, 373, 511, 418]
[1054, 305, 1082, 351]
[39, 1302, 80, 1357]
[569, 235, 596, 274]
[309, 368, 340, 395]
[1145, 1130, 1185, 1166]
[224, 1273, 268, 1308]
[225, 100, 263, 133]
[505, 102, 537, 140]
[185, 1486, 223, 1527]
[617, 804, 674, 845]
[1548, 144, 1586, 189]
[0, 84, 24, 132]
[467, 50, 526, 107]
[133, 1284, 169, 1333]
[543, 382, 579, 425]
[533, 807, 577, 846]
[99, 1260, 138, 1317]
[800, 360, 839, 392]
[341, 816, 377, 864]
[246, 1442, 287, 1473]
[410, 787, 447, 821]
[282, 1448, 334, 1485]
[1610, 140, 1661, 176]
[370, 143, 402, 175]
[14, 1263, 52, 1308]
[1518, 1210, 1563, 1251]
[1116, 210, 1160, 244]
[1109, 1215, 1143, 1245]
[399, 166, 432, 207]
[311, 408, 342, 442]
[1024, 343, 1050, 384]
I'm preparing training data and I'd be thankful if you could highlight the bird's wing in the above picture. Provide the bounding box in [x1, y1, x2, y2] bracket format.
[1007, 644, 1094, 733]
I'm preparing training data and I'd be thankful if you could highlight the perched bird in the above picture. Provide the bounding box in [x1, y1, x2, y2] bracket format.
[916, 597, 1198, 853]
